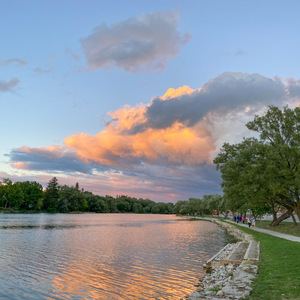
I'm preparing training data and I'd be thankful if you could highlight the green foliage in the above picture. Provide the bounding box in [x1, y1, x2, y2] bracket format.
[117, 201, 130, 212]
[58, 184, 87, 212]
[172, 195, 222, 216]
[0, 179, 43, 210]
[0, 177, 174, 215]
[43, 177, 59, 212]
[214, 106, 300, 223]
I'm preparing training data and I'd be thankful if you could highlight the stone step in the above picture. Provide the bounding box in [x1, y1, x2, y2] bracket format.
[205, 240, 260, 268]
[206, 243, 237, 267]
[244, 241, 260, 261]
[222, 242, 249, 264]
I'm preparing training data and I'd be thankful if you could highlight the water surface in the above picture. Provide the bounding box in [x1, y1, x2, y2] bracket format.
[0, 214, 227, 299]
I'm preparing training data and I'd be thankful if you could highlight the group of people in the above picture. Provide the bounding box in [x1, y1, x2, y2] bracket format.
[233, 215, 255, 228]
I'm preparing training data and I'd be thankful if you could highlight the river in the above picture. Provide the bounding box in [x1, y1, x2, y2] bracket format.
[0, 214, 227, 299]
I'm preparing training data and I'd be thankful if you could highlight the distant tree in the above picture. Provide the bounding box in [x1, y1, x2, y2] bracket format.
[117, 201, 130, 213]
[188, 198, 203, 215]
[172, 200, 186, 215]
[0, 178, 14, 208]
[18, 181, 44, 210]
[151, 204, 160, 214]
[203, 194, 222, 216]
[58, 184, 87, 212]
[85, 193, 109, 213]
[105, 195, 117, 212]
[133, 202, 144, 213]
[43, 177, 59, 212]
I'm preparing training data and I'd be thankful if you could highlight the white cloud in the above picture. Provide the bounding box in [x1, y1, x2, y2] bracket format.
[80, 11, 191, 73]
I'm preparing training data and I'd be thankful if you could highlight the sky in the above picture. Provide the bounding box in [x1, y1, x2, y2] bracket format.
[1, 0, 300, 202]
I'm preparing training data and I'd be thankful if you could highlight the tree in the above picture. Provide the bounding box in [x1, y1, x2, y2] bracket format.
[203, 194, 222, 216]
[133, 202, 144, 213]
[246, 106, 300, 221]
[0, 178, 14, 208]
[188, 198, 202, 215]
[43, 177, 59, 212]
[58, 185, 87, 212]
[18, 181, 44, 210]
[214, 106, 300, 226]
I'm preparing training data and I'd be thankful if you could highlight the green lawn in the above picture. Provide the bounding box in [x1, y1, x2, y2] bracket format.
[255, 220, 300, 238]
[231, 224, 300, 300]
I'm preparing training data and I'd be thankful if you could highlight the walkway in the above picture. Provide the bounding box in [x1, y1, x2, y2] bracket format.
[225, 220, 300, 242]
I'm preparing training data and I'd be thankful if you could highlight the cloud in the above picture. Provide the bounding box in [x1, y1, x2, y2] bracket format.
[235, 49, 246, 56]
[7, 72, 299, 201]
[7, 146, 101, 174]
[0, 78, 20, 92]
[285, 78, 300, 99]
[80, 11, 191, 73]
[135, 72, 286, 132]
[34, 67, 54, 75]
[0, 58, 27, 67]
[8, 72, 295, 169]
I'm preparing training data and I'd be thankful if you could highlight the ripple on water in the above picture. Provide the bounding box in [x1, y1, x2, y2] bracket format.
[0, 214, 227, 299]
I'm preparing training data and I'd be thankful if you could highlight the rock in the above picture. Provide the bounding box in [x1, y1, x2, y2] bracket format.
[189, 291, 202, 298]
[205, 290, 216, 295]
[186, 219, 259, 300]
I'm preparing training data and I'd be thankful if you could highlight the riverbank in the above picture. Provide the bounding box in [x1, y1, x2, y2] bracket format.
[184, 218, 259, 299]
[185, 217, 300, 300]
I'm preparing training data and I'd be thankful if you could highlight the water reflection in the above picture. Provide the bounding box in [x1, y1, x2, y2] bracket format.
[0, 214, 227, 299]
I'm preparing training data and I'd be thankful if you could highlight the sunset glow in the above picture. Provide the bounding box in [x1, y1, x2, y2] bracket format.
[1, 1, 300, 201]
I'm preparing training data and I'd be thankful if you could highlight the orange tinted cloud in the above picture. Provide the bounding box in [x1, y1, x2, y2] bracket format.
[64, 86, 214, 167]
[161, 85, 195, 100]
[65, 121, 214, 167]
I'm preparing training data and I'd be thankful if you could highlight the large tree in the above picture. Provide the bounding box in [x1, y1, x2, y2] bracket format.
[247, 106, 300, 221]
[214, 106, 300, 225]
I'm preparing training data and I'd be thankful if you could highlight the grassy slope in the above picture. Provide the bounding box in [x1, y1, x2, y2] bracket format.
[231, 224, 300, 300]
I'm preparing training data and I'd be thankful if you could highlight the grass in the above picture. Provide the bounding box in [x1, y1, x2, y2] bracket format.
[255, 220, 300, 238]
[228, 223, 300, 300]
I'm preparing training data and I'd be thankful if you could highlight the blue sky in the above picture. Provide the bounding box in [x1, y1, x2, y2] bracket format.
[1, 0, 300, 202]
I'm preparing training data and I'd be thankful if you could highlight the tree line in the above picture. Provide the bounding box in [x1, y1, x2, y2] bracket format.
[172, 195, 227, 217]
[0, 177, 173, 214]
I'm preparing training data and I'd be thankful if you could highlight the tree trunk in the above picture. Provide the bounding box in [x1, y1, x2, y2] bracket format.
[294, 201, 300, 222]
[270, 210, 292, 227]
[291, 213, 297, 225]
[271, 205, 277, 222]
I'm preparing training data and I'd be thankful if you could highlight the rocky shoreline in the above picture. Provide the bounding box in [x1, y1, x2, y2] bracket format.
[182, 218, 259, 300]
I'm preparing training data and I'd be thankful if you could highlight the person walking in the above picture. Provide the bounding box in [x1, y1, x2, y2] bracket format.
[247, 217, 252, 228]
[242, 217, 245, 224]
[252, 217, 256, 228]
